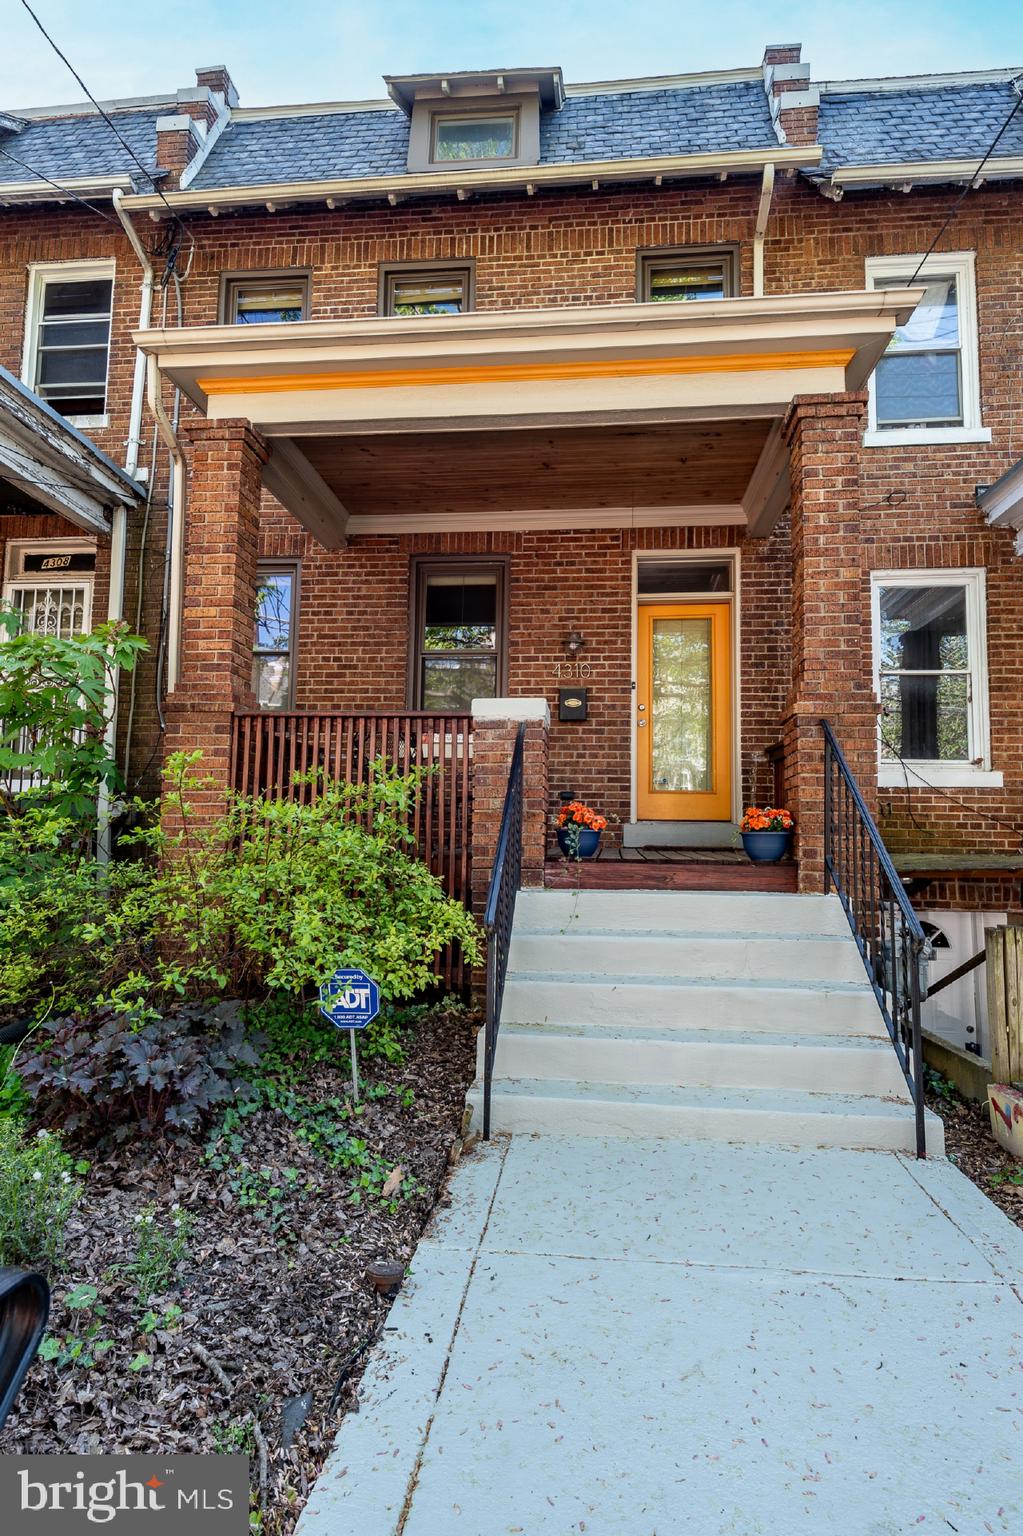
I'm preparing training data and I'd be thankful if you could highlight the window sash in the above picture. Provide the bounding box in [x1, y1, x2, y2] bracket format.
[431, 113, 517, 163]
[640, 249, 736, 303]
[224, 275, 309, 325]
[410, 560, 506, 708]
[872, 573, 986, 768]
[865, 254, 982, 438]
[253, 565, 298, 709]
[32, 276, 112, 413]
[382, 266, 471, 317]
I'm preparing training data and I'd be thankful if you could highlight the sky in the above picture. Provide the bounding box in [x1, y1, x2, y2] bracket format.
[1, 0, 1021, 110]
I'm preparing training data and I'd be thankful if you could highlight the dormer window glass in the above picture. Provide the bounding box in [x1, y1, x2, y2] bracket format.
[432, 112, 516, 163]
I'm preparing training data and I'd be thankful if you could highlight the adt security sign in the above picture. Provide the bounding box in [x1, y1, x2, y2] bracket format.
[319, 968, 380, 1031]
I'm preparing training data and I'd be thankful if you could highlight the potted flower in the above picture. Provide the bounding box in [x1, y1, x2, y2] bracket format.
[740, 806, 795, 863]
[556, 799, 608, 860]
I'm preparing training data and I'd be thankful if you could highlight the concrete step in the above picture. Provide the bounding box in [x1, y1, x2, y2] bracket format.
[481, 1021, 908, 1097]
[501, 974, 885, 1036]
[507, 931, 866, 984]
[466, 1077, 945, 1156]
[514, 888, 852, 937]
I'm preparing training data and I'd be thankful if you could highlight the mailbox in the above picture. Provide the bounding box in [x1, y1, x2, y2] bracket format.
[558, 687, 588, 721]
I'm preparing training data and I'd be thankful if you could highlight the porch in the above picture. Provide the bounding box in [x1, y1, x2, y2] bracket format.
[134, 287, 920, 900]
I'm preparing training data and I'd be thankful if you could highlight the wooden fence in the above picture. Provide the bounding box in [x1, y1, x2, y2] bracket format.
[230, 711, 474, 991]
[987, 924, 1023, 1085]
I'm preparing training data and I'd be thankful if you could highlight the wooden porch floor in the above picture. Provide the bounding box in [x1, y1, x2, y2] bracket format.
[544, 846, 798, 892]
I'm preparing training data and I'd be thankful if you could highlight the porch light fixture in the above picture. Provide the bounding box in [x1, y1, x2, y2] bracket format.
[564, 630, 586, 656]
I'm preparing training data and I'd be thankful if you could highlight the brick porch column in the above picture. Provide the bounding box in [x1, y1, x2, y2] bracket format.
[470, 699, 550, 922]
[780, 393, 877, 892]
[163, 418, 268, 813]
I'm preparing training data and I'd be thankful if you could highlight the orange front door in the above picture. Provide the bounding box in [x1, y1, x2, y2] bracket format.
[636, 602, 732, 820]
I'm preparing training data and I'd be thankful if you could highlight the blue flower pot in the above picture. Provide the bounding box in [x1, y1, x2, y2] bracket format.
[741, 829, 794, 864]
[557, 826, 602, 860]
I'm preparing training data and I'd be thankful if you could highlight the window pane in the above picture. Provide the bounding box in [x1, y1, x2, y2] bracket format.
[232, 283, 305, 323]
[42, 279, 111, 318]
[434, 115, 514, 161]
[880, 673, 970, 762]
[878, 276, 959, 351]
[422, 655, 497, 710]
[648, 262, 727, 302]
[39, 319, 110, 349]
[37, 347, 108, 387]
[253, 654, 291, 710]
[424, 574, 496, 649]
[638, 560, 732, 594]
[874, 351, 962, 427]
[650, 617, 713, 792]
[879, 586, 967, 672]
[390, 275, 465, 316]
[255, 572, 293, 650]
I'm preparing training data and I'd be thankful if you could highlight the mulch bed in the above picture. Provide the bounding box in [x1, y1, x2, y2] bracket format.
[927, 1078, 1023, 1232]
[0, 1002, 478, 1534]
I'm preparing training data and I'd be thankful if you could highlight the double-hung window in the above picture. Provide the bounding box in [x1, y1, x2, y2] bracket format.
[864, 253, 989, 446]
[411, 560, 506, 710]
[23, 261, 114, 422]
[871, 569, 1000, 788]
[253, 564, 298, 709]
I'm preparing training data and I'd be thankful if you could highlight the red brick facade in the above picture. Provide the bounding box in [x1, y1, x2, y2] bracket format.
[2, 94, 1023, 912]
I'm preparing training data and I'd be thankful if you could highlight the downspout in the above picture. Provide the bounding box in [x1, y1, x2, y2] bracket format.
[95, 189, 155, 861]
[752, 162, 776, 298]
[111, 189, 187, 696]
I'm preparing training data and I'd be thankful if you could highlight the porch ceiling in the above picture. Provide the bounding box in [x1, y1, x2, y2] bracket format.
[293, 419, 772, 523]
[134, 289, 921, 546]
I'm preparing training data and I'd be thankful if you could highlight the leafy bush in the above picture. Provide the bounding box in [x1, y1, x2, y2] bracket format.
[127, 1203, 192, 1307]
[0, 607, 146, 826]
[20, 1002, 262, 1142]
[144, 753, 483, 1002]
[0, 1120, 83, 1268]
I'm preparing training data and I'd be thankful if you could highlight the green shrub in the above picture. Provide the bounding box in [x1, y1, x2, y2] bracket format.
[19, 1002, 262, 1143]
[0, 607, 146, 827]
[126, 1203, 192, 1307]
[0, 1120, 83, 1269]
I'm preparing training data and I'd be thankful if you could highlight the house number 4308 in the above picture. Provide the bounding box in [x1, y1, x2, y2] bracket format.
[552, 660, 592, 678]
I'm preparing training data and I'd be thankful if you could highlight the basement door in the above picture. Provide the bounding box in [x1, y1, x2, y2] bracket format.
[635, 601, 732, 820]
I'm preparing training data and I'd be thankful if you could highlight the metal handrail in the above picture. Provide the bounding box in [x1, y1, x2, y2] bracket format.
[0, 1268, 49, 1431]
[822, 719, 929, 1157]
[482, 723, 525, 1141]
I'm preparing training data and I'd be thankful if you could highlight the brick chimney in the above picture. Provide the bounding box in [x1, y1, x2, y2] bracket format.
[155, 114, 205, 189]
[195, 65, 239, 110]
[762, 43, 819, 148]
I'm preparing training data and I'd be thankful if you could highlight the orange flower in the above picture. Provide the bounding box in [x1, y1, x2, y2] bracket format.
[741, 805, 794, 833]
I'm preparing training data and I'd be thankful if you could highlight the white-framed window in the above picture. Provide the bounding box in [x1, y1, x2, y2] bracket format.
[863, 252, 989, 447]
[870, 568, 1001, 788]
[253, 562, 299, 709]
[21, 260, 115, 427]
[2, 538, 96, 637]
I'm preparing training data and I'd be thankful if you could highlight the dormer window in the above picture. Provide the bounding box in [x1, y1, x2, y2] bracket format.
[432, 111, 517, 164]
[385, 67, 563, 176]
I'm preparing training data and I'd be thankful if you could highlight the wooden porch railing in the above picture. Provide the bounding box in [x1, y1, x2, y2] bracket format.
[230, 711, 473, 990]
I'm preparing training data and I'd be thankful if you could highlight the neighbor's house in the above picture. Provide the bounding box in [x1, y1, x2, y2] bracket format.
[1, 46, 1022, 1021]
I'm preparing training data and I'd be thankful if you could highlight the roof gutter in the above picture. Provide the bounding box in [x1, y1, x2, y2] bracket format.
[0, 174, 134, 206]
[119, 143, 821, 215]
[821, 154, 1023, 194]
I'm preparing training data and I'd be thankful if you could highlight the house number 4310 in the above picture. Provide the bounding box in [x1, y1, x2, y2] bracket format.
[552, 660, 593, 678]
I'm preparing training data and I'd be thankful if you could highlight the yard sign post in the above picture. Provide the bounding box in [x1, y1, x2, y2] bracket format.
[318, 968, 381, 1102]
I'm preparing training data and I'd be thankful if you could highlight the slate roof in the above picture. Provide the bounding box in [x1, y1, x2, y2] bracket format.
[817, 80, 1023, 174]
[0, 107, 163, 187]
[187, 79, 779, 190]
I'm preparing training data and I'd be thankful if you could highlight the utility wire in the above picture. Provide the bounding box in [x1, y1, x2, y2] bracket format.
[0, 145, 123, 228]
[904, 74, 1023, 286]
[17, 0, 178, 217]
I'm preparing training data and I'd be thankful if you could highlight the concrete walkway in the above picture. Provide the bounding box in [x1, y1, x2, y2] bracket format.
[299, 1137, 1023, 1535]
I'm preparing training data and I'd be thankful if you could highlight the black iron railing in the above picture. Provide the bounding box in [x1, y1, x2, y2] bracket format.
[822, 720, 929, 1158]
[482, 723, 525, 1141]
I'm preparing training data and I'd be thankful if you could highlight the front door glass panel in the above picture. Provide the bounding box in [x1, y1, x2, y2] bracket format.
[651, 617, 713, 793]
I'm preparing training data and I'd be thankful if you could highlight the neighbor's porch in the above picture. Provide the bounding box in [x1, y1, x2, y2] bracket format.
[135, 290, 917, 903]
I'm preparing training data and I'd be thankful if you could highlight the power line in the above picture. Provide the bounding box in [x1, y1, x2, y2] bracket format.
[904, 75, 1023, 287]
[0, 145, 123, 228]
[17, 0, 177, 218]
